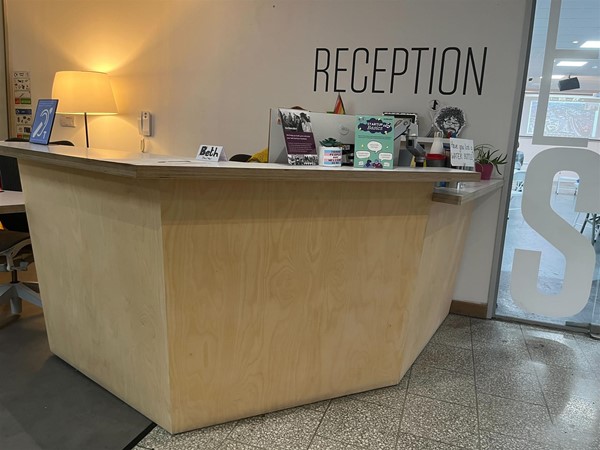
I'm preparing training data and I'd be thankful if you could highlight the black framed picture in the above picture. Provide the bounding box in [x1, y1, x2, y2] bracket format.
[29, 99, 58, 145]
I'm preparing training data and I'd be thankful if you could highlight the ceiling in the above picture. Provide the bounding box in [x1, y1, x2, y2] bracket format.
[526, 0, 600, 94]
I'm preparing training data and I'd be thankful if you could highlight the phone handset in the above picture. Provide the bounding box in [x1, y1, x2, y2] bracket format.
[139, 111, 152, 136]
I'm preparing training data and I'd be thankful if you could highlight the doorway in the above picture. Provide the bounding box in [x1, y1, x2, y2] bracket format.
[495, 0, 600, 335]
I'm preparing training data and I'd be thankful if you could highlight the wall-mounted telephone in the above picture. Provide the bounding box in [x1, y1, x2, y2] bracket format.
[139, 111, 152, 136]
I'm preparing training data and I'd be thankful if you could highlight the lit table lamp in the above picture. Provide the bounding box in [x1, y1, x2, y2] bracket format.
[51, 71, 118, 148]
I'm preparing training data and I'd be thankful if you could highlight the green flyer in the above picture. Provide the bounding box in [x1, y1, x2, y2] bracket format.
[354, 116, 395, 169]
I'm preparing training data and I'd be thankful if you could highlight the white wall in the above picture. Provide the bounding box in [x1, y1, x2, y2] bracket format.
[0, 2, 8, 139]
[4, 0, 534, 305]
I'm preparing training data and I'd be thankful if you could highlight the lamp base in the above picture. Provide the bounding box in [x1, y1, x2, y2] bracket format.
[84, 112, 89, 148]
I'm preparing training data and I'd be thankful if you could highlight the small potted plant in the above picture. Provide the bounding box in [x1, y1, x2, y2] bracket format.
[474, 144, 507, 180]
[318, 137, 344, 166]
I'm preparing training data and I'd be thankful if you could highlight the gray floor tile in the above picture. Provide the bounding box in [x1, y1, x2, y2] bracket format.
[471, 318, 525, 344]
[408, 365, 476, 408]
[473, 340, 538, 374]
[534, 363, 600, 400]
[430, 325, 471, 350]
[573, 332, 599, 342]
[521, 325, 577, 342]
[573, 335, 600, 370]
[308, 435, 363, 449]
[475, 367, 545, 405]
[218, 440, 265, 450]
[317, 397, 400, 449]
[544, 390, 600, 434]
[399, 394, 479, 449]
[228, 407, 322, 450]
[525, 335, 591, 371]
[397, 368, 411, 390]
[138, 422, 236, 450]
[301, 400, 331, 413]
[479, 430, 559, 450]
[348, 384, 405, 410]
[413, 343, 474, 375]
[442, 314, 471, 328]
[429, 315, 472, 350]
[542, 423, 600, 450]
[396, 432, 461, 449]
[472, 335, 529, 354]
[574, 332, 600, 346]
[477, 393, 553, 442]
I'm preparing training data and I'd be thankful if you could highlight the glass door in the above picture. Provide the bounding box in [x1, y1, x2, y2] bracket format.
[495, 0, 600, 334]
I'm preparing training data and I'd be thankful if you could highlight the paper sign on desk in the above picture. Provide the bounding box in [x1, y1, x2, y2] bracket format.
[196, 144, 227, 162]
[449, 138, 475, 167]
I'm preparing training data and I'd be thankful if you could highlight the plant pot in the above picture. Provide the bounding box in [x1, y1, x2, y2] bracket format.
[475, 162, 493, 180]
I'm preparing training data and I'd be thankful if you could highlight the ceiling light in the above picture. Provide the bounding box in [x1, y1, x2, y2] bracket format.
[572, 40, 579, 44]
[580, 40, 600, 48]
[557, 61, 588, 67]
[551, 75, 565, 79]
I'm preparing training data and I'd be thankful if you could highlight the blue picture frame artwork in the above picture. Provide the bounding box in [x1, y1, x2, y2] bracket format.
[29, 99, 58, 145]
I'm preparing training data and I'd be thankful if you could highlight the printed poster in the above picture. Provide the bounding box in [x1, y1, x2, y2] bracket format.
[279, 108, 318, 166]
[354, 116, 395, 169]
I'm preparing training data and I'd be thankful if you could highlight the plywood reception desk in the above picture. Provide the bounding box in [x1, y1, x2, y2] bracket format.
[0, 142, 480, 433]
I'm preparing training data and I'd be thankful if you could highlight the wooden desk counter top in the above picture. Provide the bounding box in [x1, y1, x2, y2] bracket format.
[432, 179, 504, 205]
[0, 141, 479, 183]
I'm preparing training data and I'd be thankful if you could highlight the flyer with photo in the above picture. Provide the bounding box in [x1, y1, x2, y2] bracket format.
[279, 108, 318, 166]
[354, 116, 395, 169]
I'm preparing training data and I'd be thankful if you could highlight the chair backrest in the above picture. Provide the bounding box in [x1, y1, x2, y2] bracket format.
[0, 155, 22, 191]
[230, 154, 252, 162]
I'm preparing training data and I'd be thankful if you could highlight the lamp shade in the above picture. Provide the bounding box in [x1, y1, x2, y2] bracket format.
[51, 71, 118, 115]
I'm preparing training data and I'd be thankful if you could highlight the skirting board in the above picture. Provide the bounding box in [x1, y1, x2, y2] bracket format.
[450, 300, 488, 319]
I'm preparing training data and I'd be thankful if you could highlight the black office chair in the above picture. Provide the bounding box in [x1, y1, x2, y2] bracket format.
[229, 154, 252, 162]
[0, 230, 40, 314]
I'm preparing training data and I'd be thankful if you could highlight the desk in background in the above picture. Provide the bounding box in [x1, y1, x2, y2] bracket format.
[0, 190, 25, 214]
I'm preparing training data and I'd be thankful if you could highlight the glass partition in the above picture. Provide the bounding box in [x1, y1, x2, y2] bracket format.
[495, 0, 600, 335]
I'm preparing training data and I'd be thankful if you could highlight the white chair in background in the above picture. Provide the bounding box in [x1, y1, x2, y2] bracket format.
[509, 170, 527, 218]
[512, 170, 526, 194]
[555, 171, 579, 195]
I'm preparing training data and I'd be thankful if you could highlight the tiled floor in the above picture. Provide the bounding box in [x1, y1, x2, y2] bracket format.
[134, 315, 600, 450]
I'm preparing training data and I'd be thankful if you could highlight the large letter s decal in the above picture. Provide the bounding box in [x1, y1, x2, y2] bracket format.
[511, 147, 600, 317]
